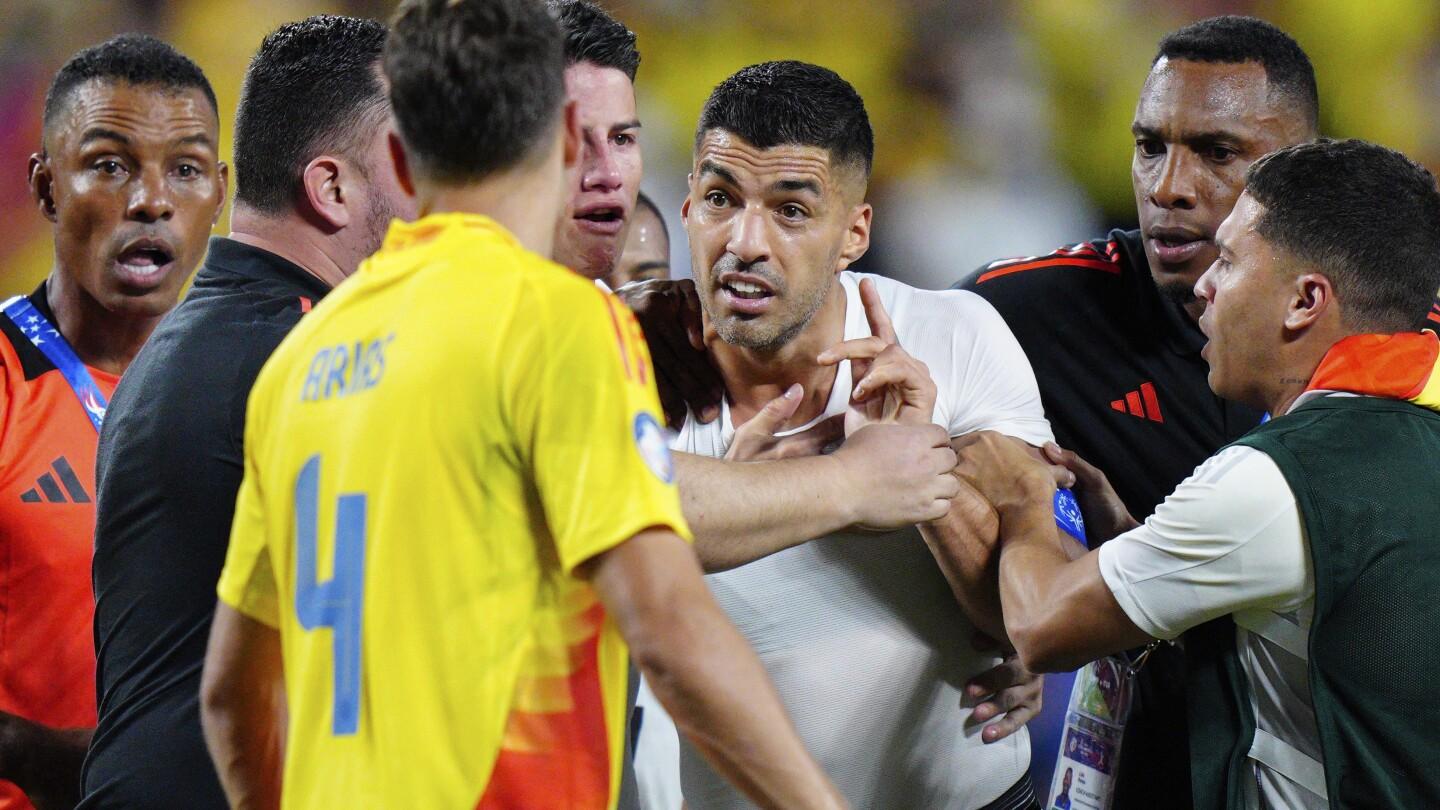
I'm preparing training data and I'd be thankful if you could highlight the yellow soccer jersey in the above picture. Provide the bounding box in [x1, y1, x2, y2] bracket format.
[217, 213, 690, 810]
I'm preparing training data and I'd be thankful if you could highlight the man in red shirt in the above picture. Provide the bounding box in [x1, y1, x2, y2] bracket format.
[0, 35, 225, 808]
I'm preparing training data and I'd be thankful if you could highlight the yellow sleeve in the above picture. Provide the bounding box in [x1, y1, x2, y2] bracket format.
[216, 383, 282, 627]
[510, 280, 691, 574]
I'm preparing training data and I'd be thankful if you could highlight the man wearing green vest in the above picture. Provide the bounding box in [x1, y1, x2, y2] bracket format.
[953, 138, 1440, 810]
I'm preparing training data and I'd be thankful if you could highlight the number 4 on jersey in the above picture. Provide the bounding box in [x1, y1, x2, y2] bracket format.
[294, 454, 368, 736]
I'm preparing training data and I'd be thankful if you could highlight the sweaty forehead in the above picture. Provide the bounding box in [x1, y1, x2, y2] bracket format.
[694, 130, 853, 195]
[1135, 58, 1291, 137]
[48, 79, 218, 151]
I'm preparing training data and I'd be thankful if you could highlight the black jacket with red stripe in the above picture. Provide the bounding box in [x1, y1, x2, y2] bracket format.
[957, 228, 1262, 519]
[957, 228, 1263, 810]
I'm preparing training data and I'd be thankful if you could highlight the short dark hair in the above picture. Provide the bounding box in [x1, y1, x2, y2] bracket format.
[547, 0, 639, 81]
[234, 16, 389, 214]
[635, 190, 668, 242]
[43, 34, 217, 135]
[385, 0, 565, 185]
[1155, 16, 1319, 132]
[1245, 139, 1440, 332]
[696, 61, 874, 179]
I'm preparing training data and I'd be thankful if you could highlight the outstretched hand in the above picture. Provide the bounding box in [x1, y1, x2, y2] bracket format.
[817, 278, 936, 434]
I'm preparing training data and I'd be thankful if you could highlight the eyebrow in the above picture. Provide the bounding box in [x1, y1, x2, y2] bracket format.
[631, 261, 669, 273]
[773, 178, 821, 196]
[610, 119, 642, 133]
[699, 161, 738, 185]
[79, 128, 215, 150]
[1132, 123, 1243, 147]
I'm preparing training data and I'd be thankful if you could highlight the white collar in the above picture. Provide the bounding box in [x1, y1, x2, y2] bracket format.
[718, 273, 864, 443]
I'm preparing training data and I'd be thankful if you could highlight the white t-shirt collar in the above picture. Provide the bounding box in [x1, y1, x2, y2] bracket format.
[717, 273, 863, 444]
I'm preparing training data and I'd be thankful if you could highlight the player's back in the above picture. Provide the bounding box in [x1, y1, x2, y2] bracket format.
[226, 214, 636, 808]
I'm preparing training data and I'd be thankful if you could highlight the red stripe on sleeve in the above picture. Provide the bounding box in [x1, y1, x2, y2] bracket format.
[976, 258, 1121, 285]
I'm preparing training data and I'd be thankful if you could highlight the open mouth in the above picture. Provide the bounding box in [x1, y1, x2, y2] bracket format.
[114, 241, 176, 286]
[578, 207, 622, 225]
[575, 206, 625, 236]
[717, 273, 777, 315]
[722, 279, 773, 301]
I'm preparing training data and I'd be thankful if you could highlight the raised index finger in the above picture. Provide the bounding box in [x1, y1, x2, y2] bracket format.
[859, 278, 897, 344]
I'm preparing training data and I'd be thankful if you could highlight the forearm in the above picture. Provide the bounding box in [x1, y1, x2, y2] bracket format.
[994, 512, 1080, 664]
[200, 690, 285, 810]
[0, 714, 90, 808]
[635, 593, 843, 810]
[201, 606, 286, 810]
[917, 503, 1007, 642]
[675, 453, 854, 571]
[990, 492, 1136, 675]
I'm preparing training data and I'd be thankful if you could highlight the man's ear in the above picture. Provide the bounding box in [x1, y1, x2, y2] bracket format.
[213, 161, 230, 226]
[301, 156, 349, 232]
[680, 187, 692, 226]
[388, 132, 415, 198]
[1286, 272, 1334, 332]
[28, 153, 56, 223]
[835, 202, 873, 273]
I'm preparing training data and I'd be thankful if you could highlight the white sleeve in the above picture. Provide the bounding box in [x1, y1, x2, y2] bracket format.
[1097, 446, 1312, 640]
[633, 675, 685, 809]
[941, 293, 1053, 445]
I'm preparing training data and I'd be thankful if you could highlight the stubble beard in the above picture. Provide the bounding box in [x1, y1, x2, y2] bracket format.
[1156, 277, 1199, 310]
[700, 258, 830, 354]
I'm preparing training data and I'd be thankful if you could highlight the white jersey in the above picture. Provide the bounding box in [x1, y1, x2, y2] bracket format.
[640, 271, 1053, 809]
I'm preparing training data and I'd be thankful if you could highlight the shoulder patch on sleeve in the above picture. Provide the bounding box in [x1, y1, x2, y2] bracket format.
[633, 412, 675, 483]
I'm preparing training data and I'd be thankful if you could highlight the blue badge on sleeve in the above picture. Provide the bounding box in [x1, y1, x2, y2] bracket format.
[1054, 488, 1087, 547]
[633, 413, 675, 484]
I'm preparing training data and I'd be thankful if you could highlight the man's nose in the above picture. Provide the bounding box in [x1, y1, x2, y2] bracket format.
[580, 134, 622, 193]
[1149, 150, 1198, 211]
[126, 166, 175, 223]
[726, 205, 770, 265]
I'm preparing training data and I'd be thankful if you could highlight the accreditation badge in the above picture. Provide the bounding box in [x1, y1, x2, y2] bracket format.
[1045, 487, 1158, 810]
[1047, 656, 1134, 810]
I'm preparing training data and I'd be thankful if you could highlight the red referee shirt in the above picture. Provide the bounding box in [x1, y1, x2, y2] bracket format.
[0, 284, 117, 809]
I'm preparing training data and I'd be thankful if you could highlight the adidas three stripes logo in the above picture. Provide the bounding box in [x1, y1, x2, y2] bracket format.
[19, 456, 91, 503]
[1110, 382, 1164, 424]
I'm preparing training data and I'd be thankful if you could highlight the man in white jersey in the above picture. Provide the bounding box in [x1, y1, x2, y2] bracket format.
[637, 60, 1055, 810]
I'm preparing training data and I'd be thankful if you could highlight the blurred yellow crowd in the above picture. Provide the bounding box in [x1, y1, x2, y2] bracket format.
[3, 0, 1438, 294]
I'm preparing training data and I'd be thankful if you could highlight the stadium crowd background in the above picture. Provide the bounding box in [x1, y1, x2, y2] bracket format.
[4, 0, 1440, 297]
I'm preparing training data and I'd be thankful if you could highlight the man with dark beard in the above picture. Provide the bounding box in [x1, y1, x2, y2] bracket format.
[640, 60, 1055, 810]
[81, 17, 416, 810]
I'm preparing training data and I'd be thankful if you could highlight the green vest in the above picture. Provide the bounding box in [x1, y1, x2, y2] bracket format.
[1187, 396, 1440, 808]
